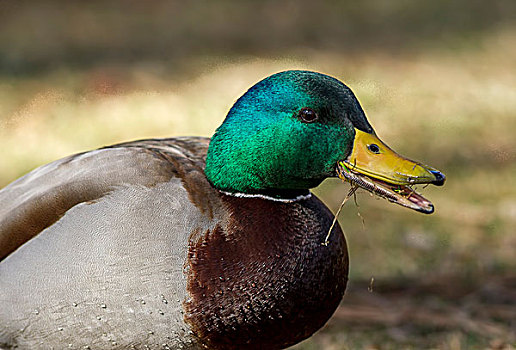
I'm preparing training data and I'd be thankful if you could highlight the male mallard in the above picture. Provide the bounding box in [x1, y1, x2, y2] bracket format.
[0, 70, 444, 349]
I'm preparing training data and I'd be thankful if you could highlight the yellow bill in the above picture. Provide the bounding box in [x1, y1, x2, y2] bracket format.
[338, 128, 445, 214]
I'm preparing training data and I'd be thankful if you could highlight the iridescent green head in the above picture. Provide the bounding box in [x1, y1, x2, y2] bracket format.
[205, 70, 445, 209]
[205, 70, 372, 200]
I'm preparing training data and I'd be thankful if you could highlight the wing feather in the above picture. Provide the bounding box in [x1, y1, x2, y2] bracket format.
[0, 137, 210, 260]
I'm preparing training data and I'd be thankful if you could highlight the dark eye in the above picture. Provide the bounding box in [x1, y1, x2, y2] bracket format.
[298, 107, 318, 123]
[368, 144, 381, 154]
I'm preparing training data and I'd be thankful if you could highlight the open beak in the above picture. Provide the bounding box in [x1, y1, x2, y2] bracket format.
[337, 128, 445, 214]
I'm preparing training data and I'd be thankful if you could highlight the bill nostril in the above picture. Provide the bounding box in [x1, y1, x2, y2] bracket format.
[430, 170, 446, 186]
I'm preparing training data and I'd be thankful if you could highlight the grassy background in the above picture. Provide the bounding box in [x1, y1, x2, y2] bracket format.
[1, 1, 515, 349]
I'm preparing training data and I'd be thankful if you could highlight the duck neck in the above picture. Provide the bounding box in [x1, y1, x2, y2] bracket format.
[184, 194, 348, 349]
[219, 188, 312, 203]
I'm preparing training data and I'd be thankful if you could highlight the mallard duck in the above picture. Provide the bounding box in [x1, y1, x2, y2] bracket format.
[0, 70, 444, 349]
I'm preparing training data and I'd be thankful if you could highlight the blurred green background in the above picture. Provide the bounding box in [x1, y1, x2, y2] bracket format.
[1, 1, 515, 349]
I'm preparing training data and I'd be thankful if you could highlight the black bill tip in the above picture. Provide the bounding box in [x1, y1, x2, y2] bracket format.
[416, 203, 435, 214]
[430, 170, 446, 186]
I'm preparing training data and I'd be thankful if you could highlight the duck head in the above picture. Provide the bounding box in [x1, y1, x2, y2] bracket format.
[205, 70, 445, 213]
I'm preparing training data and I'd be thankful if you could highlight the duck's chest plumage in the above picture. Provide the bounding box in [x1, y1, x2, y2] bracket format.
[186, 195, 348, 349]
[0, 137, 348, 349]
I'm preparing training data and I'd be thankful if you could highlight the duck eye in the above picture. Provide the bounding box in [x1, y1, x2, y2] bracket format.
[298, 108, 318, 123]
[367, 144, 381, 154]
